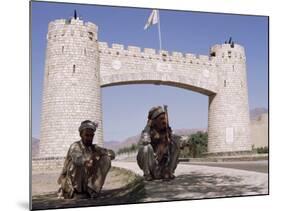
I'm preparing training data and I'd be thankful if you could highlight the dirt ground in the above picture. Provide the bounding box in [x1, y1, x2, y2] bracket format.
[31, 167, 144, 210]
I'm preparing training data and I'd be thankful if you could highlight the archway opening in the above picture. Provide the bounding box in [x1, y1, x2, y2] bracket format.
[101, 83, 208, 158]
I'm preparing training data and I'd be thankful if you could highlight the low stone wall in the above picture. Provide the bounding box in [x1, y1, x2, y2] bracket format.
[203, 150, 254, 157]
[179, 153, 268, 162]
[32, 157, 65, 172]
[115, 152, 137, 162]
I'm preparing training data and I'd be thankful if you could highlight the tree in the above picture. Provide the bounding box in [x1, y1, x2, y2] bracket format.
[188, 131, 208, 158]
[117, 143, 139, 155]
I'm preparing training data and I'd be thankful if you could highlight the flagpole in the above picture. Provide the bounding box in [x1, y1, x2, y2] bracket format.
[157, 10, 162, 51]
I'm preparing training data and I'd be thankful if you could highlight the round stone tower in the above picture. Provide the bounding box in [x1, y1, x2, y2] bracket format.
[40, 18, 103, 158]
[207, 43, 251, 154]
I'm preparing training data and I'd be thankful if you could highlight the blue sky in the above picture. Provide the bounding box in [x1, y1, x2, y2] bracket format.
[31, 1, 268, 142]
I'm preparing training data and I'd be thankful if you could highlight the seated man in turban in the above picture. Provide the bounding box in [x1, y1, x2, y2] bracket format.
[57, 120, 115, 199]
[137, 106, 181, 181]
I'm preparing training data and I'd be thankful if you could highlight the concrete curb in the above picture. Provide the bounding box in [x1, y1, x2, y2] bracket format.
[179, 154, 268, 162]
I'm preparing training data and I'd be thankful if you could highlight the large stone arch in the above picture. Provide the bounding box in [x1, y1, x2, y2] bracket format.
[100, 72, 217, 96]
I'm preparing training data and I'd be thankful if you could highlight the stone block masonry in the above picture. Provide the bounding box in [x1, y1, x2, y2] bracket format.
[39, 17, 251, 159]
[40, 18, 103, 158]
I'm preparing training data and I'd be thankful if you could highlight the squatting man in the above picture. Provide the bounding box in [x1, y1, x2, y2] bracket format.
[57, 120, 115, 199]
[137, 106, 186, 181]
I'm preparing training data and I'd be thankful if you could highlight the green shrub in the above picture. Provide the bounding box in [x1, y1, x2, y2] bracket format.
[251, 145, 268, 154]
[179, 131, 208, 158]
[256, 146, 268, 154]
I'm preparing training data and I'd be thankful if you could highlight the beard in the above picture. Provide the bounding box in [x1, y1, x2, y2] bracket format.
[159, 128, 167, 134]
[156, 124, 167, 133]
[83, 139, 93, 147]
[152, 120, 167, 132]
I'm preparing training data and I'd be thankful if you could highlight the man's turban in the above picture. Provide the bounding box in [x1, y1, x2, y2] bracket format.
[148, 106, 165, 120]
[78, 120, 98, 132]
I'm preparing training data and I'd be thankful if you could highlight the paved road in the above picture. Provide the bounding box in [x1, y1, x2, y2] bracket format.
[112, 161, 268, 202]
[182, 160, 269, 173]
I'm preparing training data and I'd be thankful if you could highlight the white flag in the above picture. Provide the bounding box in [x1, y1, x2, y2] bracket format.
[144, 10, 158, 30]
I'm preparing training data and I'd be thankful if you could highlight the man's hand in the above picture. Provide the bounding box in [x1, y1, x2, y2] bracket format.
[91, 152, 101, 161]
[84, 159, 94, 168]
[107, 149, 115, 160]
[141, 132, 151, 145]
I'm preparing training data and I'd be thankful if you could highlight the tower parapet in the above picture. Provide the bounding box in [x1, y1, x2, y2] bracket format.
[210, 43, 246, 62]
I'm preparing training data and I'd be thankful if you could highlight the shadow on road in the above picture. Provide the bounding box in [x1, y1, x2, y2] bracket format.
[142, 172, 267, 201]
[32, 169, 268, 209]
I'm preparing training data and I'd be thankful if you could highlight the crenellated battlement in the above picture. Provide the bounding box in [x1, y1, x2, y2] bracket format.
[45, 18, 245, 64]
[98, 42, 220, 65]
[210, 43, 246, 60]
[48, 18, 98, 30]
[47, 18, 98, 41]
[98, 41, 246, 66]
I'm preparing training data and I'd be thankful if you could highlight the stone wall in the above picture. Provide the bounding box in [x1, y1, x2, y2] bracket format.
[32, 157, 64, 172]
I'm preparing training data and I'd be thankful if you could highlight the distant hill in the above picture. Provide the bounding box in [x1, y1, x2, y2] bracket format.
[250, 109, 268, 148]
[104, 128, 205, 152]
[104, 134, 141, 152]
[103, 140, 124, 152]
[250, 107, 268, 120]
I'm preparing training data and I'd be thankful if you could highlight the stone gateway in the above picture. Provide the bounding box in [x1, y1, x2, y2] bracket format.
[39, 17, 251, 158]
